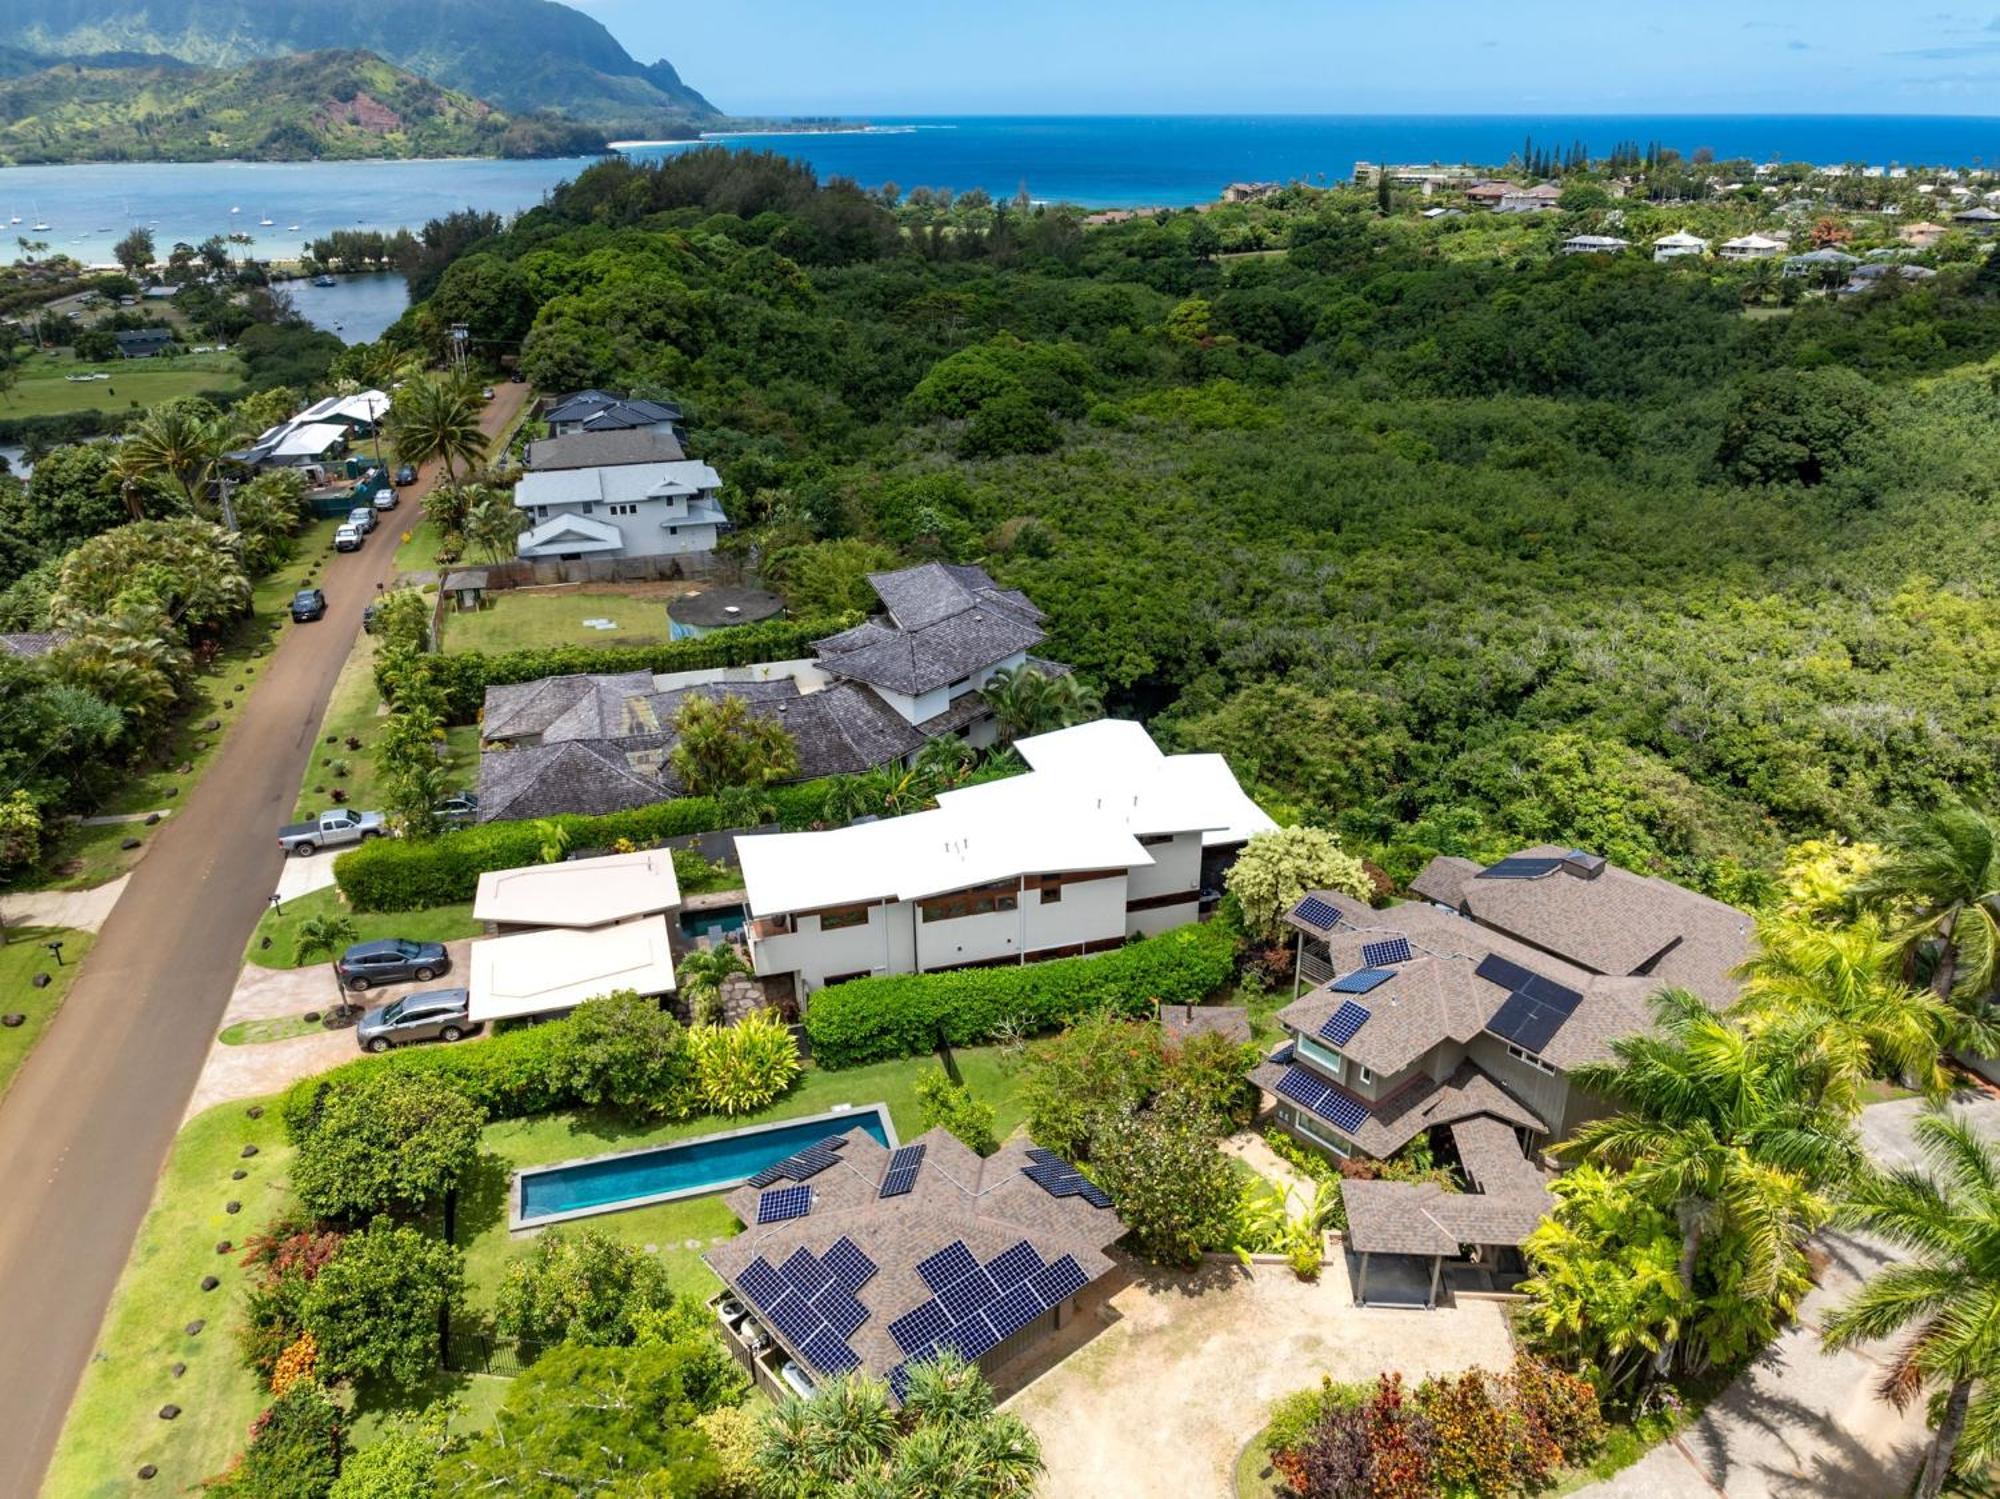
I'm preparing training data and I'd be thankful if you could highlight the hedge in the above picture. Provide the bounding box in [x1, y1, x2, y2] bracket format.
[382, 615, 852, 723]
[282, 1021, 573, 1132]
[804, 922, 1238, 1069]
[333, 780, 836, 911]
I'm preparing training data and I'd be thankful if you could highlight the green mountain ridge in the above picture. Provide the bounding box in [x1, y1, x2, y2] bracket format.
[0, 49, 611, 165]
[5, 0, 720, 128]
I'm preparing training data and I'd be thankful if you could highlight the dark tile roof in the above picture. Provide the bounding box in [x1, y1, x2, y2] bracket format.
[705, 1127, 1125, 1392]
[666, 587, 785, 629]
[867, 562, 1045, 633]
[476, 740, 667, 822]
[546, 389, 684, 427]
[814, 565, 1046, 699]
[481, 671, 656, 744]
[0, 630, 68, 659]
[1251, 1051, 1545, 1158]
[1158, 1004, 1252, 1046]
[114, 329, 174, 353]
[1411, 845, 1755, 1005]
[1341, 1116, 1555, 1256]
[526, 428, 688, 469]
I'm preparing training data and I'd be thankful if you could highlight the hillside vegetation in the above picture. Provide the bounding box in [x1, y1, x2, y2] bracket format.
[375, 151, 2000, 897]
[0, 49, 606, 163]
[8, 0, 720, 129]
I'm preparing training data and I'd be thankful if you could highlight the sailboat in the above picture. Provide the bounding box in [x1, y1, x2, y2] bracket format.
[259, 212, 274, 227]
[229, 206, 240, 215]
[7, 214, 18, 225]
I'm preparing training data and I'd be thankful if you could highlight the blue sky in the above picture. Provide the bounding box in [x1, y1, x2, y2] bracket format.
[571, 1, 2000, 116]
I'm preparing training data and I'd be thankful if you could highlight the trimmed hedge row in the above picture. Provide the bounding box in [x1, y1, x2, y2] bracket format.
[384, 615, 851, 722]
[282, 1021, 572, 1132]
[803, 922, 1238, 1069]
[333, 780, 836, 911]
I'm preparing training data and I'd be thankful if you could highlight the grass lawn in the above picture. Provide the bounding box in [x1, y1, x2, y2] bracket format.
[0, 349, 243, 420]
[245, 884, 480, 970]
[0, 926, 92, 1102]
[51, 1044, 1023, 1496]
[18, 521, 341, 892]
[391, 518, 457, 576]
[287, 629, 481, 824]
[219, 1015, 325, 1046]
[441, 587, 675, 654]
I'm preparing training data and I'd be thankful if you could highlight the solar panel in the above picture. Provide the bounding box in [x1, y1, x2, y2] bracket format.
[915, 1241, 978, 1292]
[1029, 1255, 1090, 1307]
[1025, 1147, 1064, 1166]
[757, 1185, 812, 1224]
[1276, 1066, 1331, 1114]
[1520, 972, 1583, 1014]
[944, 1318, 1000, 1362]
[939, 1268, 1000, 1321]
[1331, 968, 1393, 995]
[746, 1164, 786, 1189]
[889, 1299, 954, 1356]
[815, 1135, 850, 1152]
[985, 1240, 1044, 1290]
[887, 1363, 914, 1403]
[782, 1246, 833, 1295]
[784, 1146, 841, 1180]
[1489, 993, 1567, 1056]
[1077, 1181, 1114, 1210]
[877, 1142, 927, 1197]
[1318, 1000, 1370, 1047]
[1292, 895, 1341, 930]
[813, 1285, 869, 1340]
[801, 1328, 859, 1375]
[766, 1290, 822, 1346]
[1477, 857, 1561, 881]
[1361, 935, 1413, 967]
[1474, 953, 1537, 993]
[1319, 1091, 1369, 1135]
[1024, 1160, 1081, 1195]
[739, 1257, 784, 1310]
[986, 1282, 1045, 1340]
[822, 1236, 877, 1292]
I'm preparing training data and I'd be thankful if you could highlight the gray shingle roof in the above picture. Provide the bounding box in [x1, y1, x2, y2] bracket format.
[705, 1127, 1125, 1392]
[0, 630, 69, 659]
[526, 429, 687, 470]
[867, 562, 1044, 632]
[814, 564, 1047, 699]
[545, 389, 684, 428]
[481, 672, 656, 744]
[1341, 1116, 1555, 1256]
[477, 740, 668, 822]
[1250, 1051, 1546, 1158]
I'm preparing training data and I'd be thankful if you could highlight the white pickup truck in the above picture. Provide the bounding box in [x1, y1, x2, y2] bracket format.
[277, 808, 386, 857]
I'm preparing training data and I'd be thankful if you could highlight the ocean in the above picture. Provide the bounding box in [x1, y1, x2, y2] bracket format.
[6, 115, 2000, 269]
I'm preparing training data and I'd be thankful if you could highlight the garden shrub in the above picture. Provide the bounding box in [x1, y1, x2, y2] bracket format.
[236, 1216, 349, 1379]
[495, 1228, 678, 1349]
[544, 990, 697, 1120]
[286, 1069, 487, 1222]
[282, 1021, 571, 1126]
[804, 922, 1235, 1068]
[204, 1380, 345, 1499]
[913, 1067, 999, 1155]
[689, 1009, 801, 1115]
[301, 1218, 466, 1388]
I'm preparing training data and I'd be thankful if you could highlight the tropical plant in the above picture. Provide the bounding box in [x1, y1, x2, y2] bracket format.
[1224, 824, 1373, 940]
[287, 1069, 486, 1221]
[293, 912, 359, 1013]
[1089, 1091, 1239, 1267]
[545, 989, 696, 1119]
[688, 1009, 801, 1115]
[204, 1379, 346, 1499]
[678, 943, 747, 1026]
[1563, 990, 1856, 1371]
[1822, 1109, 2000, 1499]
[326, 1401, 456, 1499]
[112, 400, 229, 517]
[669, 693, 800, 795]
[385, 374, 487, 494]
[461, 488, 525, 563]
[300, 1217, 465, 1387]
[981, 663, 1101, 742]
[1852, 803, 2000, 1008]
[495, 1227, 678, 1349]
[532, 817, 570, 864]
[914, 1066, 1000, 1155]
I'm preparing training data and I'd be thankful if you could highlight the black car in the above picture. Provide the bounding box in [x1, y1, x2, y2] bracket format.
[335, 938, 451, 992]
[361, 602, 383, 634]
[394, 463, 417, 486]
[356, 988, 476, 1053]
[290, 588, 327, 623]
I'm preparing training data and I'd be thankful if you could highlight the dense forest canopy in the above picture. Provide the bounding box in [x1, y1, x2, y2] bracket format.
[380, 150, 2000, 896]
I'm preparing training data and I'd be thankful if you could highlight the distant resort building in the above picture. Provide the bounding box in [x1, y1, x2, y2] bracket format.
[1496, 184, 1562, 214]
[1785, 247, 1861, 277]
[1719, 233, 1787, 261]
[1899, 221, 1950, 249]
[1651, 230, 1709, 262]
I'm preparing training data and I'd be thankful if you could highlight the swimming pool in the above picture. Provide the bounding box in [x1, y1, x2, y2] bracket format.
[680, 905, 747, 941]
[511, 1104, 896, 1229]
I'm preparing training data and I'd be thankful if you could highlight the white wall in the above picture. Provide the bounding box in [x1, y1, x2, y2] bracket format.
[1021, 873, 1128, 954]
[519, 492, 720, 560]
[915, 903, 1024, 971]
[1127, 832, 1201, 902]
[1127, 897, 1199, 938]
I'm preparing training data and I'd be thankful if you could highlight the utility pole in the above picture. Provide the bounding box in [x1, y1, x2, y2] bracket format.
[218, 473, 237, 533]
[449, 324, 469, 379]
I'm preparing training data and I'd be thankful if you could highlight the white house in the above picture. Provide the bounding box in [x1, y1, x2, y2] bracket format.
[265, 422, 351, 468]
[735, 720, 1273, 998]
[1557, 235, 1629, 256]
[472, 848, 681, 933]
[1719, 233, 1787, 261]
[1651, 231, 1708, 262]
[293, 390, 389, 435]
[466, 916, 678, 1025]
[512, 460, 728, 562]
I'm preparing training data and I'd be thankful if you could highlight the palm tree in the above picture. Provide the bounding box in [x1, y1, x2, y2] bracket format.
[293, 912, 359, 1020]
[1565, 989, 1858, 1367]
[1821, 1110, 2000, 1499]
[678, 945, 746, 1026]
[1852, 804, 2000, 1008]
[114, 404, 229, 518]
[462, 490, 526, 562]
[385, 374, 487, 494]
[1735, 911, 1972, 1105]
[983, 665, 1102, 743]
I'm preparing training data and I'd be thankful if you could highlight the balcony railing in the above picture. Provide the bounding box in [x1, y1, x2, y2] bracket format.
[1300, 950, 1334, 986]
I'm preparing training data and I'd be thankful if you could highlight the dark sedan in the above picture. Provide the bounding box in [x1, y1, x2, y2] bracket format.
[394, 463, 417, 486]
[356, 988, 476, 1053]
[335, 938, 451, 992]
[290, 588, 327, 622]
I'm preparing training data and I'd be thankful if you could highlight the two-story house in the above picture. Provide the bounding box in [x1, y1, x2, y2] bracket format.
[543, 389, 686, 440]
[512, 459, 729, 562]
[735, 719, 1273, 998]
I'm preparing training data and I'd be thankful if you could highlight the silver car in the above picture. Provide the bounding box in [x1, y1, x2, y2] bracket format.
[356, 988, 476, 1053]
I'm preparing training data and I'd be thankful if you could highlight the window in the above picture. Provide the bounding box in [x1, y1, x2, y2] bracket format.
[1295, 1034, 1345, 1081]
[1292, 1109, 1353, 1157]
[1356, 1065, 1374, 1086]
[581, 502, 594, 514]
[668, 525, 679, 535]
[1138, 834, 1175, 847]
[918, 880, 1019, 923]
[822, 970, 872, 987]
[814, 903, 870, 932]
[535, 506, 548, 519]
[1040, 883, 1062, 904]
[1507, 1042, 1557, 1076]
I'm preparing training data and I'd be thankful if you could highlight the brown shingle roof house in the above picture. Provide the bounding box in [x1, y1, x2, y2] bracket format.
[705, 1126, 1124, 1402]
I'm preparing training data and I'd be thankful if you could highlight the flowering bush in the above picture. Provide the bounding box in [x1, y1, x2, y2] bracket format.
[269, 1332, 318, 1397]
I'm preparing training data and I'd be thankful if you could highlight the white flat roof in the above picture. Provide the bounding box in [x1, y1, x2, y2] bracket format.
[272, 422, 349, 458]
[473, 848, 681, 928]
[467, 917, 677, 1023]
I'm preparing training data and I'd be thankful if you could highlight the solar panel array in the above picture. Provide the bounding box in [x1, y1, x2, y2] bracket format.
[1360, 935, 1413, 967]
[1275, 1064, 1370, 1136]
[887, 1236, 1090, 1397]
[1291, 895, 1342, 931]
[736, 1235, 878, 1377]
[1474, 952, 1584, 1055]
[757, 1185, 813, 1224]
[1020, 1152, 1114, 1210]
[878, 1143, 927, 1199]
[1476, 857, 1561, 881]
[747, 1135, 851, 1189]
[1331, 967, 1393, 995]
[1318, 1000, 1370, 1047]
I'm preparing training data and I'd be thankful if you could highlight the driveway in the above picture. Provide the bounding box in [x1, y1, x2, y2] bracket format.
[1001, 1250, 1515, 1499]
[0, 873, 129, 933]
[1575, 1092, 2000, 1499]
[0, 380, 531, 1498]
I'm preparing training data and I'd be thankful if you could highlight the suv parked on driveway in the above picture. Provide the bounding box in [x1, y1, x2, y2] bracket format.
[346, 507, 377, 534]
[335, 938, 451, 992]
[356, 987, 475, 1052]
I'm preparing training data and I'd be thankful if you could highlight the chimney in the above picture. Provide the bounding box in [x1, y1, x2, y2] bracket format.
[1561, 850, 1607, 880]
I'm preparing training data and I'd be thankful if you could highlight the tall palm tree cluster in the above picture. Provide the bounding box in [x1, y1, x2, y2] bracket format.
[1547, 803, 2000, 1498]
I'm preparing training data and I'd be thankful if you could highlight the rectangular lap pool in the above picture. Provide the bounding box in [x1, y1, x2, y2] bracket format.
[512, 1104, 896, 1229]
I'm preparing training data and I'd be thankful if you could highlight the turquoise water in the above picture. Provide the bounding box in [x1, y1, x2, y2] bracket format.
[11, 115, 2000, 268]
[516, 1107, 892, 1224]
[680, 906, 747, 942]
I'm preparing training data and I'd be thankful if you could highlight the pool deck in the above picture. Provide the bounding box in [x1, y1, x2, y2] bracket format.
[509, 1101, 897, 1233]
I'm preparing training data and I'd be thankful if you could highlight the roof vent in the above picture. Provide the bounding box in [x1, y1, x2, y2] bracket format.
[1561, 850, 1607, 880]
[724, 605, 741, 616]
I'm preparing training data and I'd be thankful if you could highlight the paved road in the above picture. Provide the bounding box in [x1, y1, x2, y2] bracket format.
[0, 380, 529, 1497]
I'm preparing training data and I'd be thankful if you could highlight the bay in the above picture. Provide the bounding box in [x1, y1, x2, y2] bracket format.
[280, 272, 411, 345]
